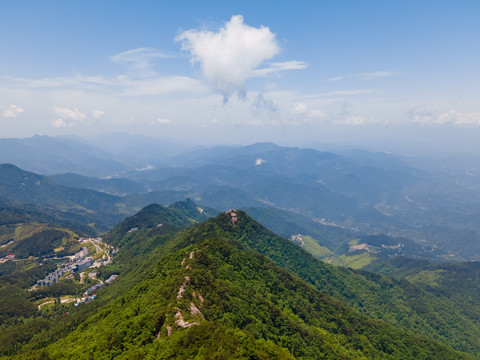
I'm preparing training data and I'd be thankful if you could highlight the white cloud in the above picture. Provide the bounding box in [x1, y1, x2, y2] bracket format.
[92, 110, 105, 119]
[408, 106, 480, 125]
[177, 15, 289, 99]
[55, 107, 86, 121]
[53, 107, 86, 127]
[448, 110, 480, 125]
[255, 158, 266, 166]
[52, 118, 67, 128]
[156, 118, 171, 124]
[326, 71, 396, 82]
[110, 47, 171, 70]
[3, 104, 24, 118]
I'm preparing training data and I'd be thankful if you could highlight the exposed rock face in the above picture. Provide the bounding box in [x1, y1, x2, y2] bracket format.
[161, 250, 205, 337]
[226, 209, 238, 224]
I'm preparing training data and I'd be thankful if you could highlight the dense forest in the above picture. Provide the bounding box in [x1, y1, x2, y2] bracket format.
[1, 204, 479, 359]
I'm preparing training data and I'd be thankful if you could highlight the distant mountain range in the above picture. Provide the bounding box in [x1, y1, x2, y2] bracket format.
[1, 134, 480, 260]
[0, 135, 126, 176]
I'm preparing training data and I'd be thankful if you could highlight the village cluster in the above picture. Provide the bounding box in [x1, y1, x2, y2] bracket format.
[32, 237, 120, 308]
[36, 247, 94, 287]
[74, 274, 118, 306]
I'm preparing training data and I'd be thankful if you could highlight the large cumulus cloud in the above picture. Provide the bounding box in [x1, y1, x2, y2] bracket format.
[176, 15, 280, 100]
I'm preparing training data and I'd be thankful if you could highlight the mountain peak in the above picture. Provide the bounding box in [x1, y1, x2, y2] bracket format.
[225, 209, 239, 224]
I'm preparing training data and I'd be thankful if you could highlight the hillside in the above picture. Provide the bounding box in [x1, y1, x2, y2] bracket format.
[2, 202, 480, 357]
[0, 164, 216, 233]
[37, 238, 469, 359]
[0, 198, 100, 237]
[0, 164, 127, 231]
[1, 205, 472, 359]
[104, 199, 217, 247]
[173, 211, 480, 355]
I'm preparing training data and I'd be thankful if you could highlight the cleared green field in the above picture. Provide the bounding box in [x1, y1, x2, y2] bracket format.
[328, 252, 376, 269]
[301, 235, 334, 258]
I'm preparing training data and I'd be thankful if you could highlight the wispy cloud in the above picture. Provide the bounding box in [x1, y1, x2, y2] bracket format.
[176, 15, 305, 101]
[408, 106, 480, 125]
[254, 61, 308, 76]
[3, 75, 112, 90]
[326, 71, 397, 82]
[117, 76, 206, 96]
[110, 47, 172, 71]
[4, 74, 206, 97]
[305, 89, 374, 98]
[3, 104, 24, 118]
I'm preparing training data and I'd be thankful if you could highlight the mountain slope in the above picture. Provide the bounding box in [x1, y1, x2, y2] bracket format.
[0, 164, 219, 233]
[0, 197, 100, 237]
[0, 164, 128, 232]
[11, 222, 471, 359]
[244, 206, 357, 254]
[174, 210, 480, 355]
[104, 199, 217, 246]
[1, 204, 473, 359]
[0, 164, 118, 210]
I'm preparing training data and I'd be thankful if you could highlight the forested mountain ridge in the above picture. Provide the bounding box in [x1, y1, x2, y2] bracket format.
[0, 164, 119, 210]
[0, 164, 126, 232]
[2, 205, 473, 359]
[169, 210, 480, 355]
[104, 199, 218, 247]
[0, 197, 100, 239]
[37, 238, 470, 359]
[0, 164, 215, 233]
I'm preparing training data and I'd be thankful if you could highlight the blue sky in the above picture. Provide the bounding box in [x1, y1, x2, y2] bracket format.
[1, 1, 479, 153]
